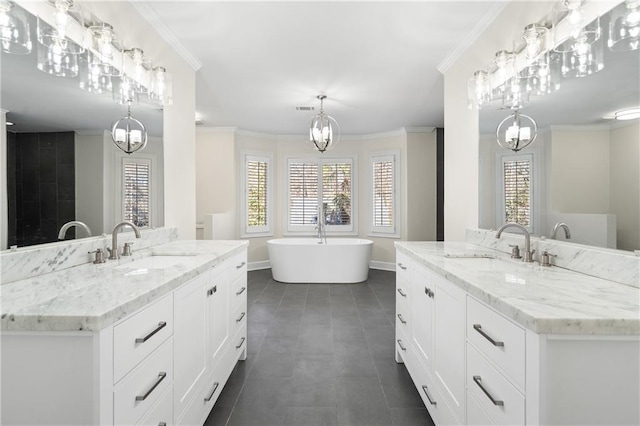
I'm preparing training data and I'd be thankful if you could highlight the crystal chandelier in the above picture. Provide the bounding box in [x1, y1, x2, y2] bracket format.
[309, 95, 340, 153]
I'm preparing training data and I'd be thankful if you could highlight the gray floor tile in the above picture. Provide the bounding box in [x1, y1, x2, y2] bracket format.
[390, 408, 434, 426]
[283, 407, 338, 426]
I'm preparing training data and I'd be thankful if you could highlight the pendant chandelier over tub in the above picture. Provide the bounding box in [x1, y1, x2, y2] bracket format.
[309, 95, 340, 153]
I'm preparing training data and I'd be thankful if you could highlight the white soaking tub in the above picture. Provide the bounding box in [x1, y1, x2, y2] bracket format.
[267, 238, 373, 283]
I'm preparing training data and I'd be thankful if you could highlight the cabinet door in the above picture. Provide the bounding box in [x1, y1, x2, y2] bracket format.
[411, 262, 434, 371]
[174, 273, 208, 422]
[207, 267, 229, 367]
[433, 274, 466, 422]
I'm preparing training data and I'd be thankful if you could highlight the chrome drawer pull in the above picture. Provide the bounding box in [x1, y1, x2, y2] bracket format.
[159, 423, 167, 426]
[421, 385, 437, 405]
[424, 287, 434, 298]
[397, 339, 407, 351]
[135, 322, 167, 344]
[397, 288, 407, 297]
[207, 285, 217, 296]
[236, 312, 246, 322]
[135, 372, 167, 401]
[397, 314, 407, 324]
[473, 324, 504, 347]
[236, 337, 246, 349]
[204, 382, 220, 402]
[473, 376, 504, 406]
[236, 286, 246, 296]
[236, 261, 246, 269]
[397, 263, 407, 270]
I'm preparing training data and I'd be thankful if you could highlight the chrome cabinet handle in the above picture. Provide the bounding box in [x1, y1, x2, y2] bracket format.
[236, 286, 246, 296]
[473, 324, 504, 347]
[397, 288, 407, 297]
[397, 263, 407, 270]
[397, 314, 407, 324]
[236, 337, 246, 349]
[421, 385, 437, 405]
[135, 372, 167, 401]
[236, 261, 246, 269]
[159, 423, 167, 426]
[204, 382, 220, 402]
[207, 285, 217, 296]
[135, 322, 167, 344]
[236, 312, 246, 322]
[424, 287, 434, 298]
[473, 376, 504, 406]
[397, 339, 407, 351]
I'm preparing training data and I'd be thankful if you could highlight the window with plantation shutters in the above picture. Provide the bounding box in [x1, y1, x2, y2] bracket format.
[371, 153, 397, 234]
[287, 157, 355, 232]
[242, 152, 273, 235]
[501, 155, 532, 228]
[123, 159, 151, 228]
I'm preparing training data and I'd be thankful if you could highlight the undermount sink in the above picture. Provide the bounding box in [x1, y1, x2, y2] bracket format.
[115, 255, 191, 271]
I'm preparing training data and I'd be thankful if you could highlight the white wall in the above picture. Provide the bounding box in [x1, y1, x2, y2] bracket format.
[75, 133, 104, 236]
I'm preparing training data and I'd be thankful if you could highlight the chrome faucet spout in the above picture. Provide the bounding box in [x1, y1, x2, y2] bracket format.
[58, 221, 92, 240]
[108, 221, 142, 260]
[496, 222, 534, 262]
[551, 222, 571, 240]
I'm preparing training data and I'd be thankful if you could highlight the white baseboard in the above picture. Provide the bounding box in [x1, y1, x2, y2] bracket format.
[369, 261, 395, 272]
[248, 260, 271, 271]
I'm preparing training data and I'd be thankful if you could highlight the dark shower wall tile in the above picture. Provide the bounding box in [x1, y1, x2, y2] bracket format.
[39, 148, 57, 183]
[21, 163, 40, 202]
[58, 200, 75, 225]
[56, 132, 75, 166]
[22, 201, 40, 231]
[40, 183, 57, 220]
[38, 132, 56, 148]
[57, 165, 75, 201]
[20, 133, 39, 165]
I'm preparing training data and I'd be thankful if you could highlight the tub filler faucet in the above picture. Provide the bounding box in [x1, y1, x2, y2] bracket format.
[58, 221, 92, 240]
[316, 206, 327, 244]
[551, 222, 571, 240]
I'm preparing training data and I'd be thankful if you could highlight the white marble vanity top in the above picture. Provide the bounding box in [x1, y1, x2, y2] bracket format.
[0, 240, 248, 332]
[396, 241, 640, 335]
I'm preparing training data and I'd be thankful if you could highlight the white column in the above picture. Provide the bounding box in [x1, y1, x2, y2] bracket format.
[1, 109, 8, 250]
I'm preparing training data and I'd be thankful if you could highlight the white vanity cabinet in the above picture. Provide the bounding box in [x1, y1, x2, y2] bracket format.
[0, 246, 248, 426]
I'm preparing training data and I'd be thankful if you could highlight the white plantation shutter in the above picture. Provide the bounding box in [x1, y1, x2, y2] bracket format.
[288, 161, 319, 226]
[123, 159, 151, 227]
[243, 153, 272, 235]
[322, 162, 352, 226]
[502, 156, 531, 227]
[372, 157, 394, 230]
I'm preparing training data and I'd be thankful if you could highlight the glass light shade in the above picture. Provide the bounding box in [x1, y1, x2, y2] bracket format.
[0, 0, 32, 54]
[561, 28, 604, 78]
[36, 0, 84, 55]
[309, 96, 339, 153]
[608, 0, 640, 51]
[467, 70, 491, 109]
[149, 66, 173, 106]
[554, 13, 601, 53]
[553, 0, 589, 50]
[522, 51, 562, 96]
[112, 74, 139, 105]
[125, 47, 151, 93]
[496, 110, 538, 152]
[111, 105, 148, 154]
[86, 22, 122, 76]
[522, 23, 549, 60]
[36, 41, 78, 77]
[501, 77, 530, 110]
[79, 51, 112, 94]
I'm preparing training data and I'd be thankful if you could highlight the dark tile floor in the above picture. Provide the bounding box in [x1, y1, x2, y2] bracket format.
[204, 269, 434, 426]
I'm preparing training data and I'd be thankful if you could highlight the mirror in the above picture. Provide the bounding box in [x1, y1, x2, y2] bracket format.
[2, 10, 164, 249]
[479, 11, 640, 252]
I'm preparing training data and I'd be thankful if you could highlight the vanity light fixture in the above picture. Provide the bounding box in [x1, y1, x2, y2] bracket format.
[609, 0, 640, 51]
[36, 0, 84, 55]
[79, 51, 112, 93]
[522, 23, 549, 60]
[86, 22, 122, 76]
[36, 40, 79, 77]
[111, 101, 147, 154]
[0, 0, 32, 54]
[124, 47, 151, 94]
[467, 70, 491, 109]
[496, 109, 538, 152]
[149, 66, 173, 106]
[614, 107, 640, 120]
[309, 95, 340, 153]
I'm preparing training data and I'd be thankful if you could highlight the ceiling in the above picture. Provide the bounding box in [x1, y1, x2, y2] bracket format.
[2, 1, 638, 137]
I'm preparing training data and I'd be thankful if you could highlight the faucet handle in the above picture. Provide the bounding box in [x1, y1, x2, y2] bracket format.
[508, 244, 521, 259]
[122, 242, 134, 256]
[88, 249, 107, 264]
[540, 250, 557, 267]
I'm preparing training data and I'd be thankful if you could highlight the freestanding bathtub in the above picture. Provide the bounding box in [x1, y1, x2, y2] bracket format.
[267, 238, 373, 283]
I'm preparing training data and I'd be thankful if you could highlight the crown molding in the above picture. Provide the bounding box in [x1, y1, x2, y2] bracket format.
[235, 129, 279, 140]
[196, 126, 237, 134]
[549, 124, 611, 132]
[437, 2, 508, 74]
[130, 1, 203, 72]
[405, 126, 436, 134]
[608, 119, 640, 130]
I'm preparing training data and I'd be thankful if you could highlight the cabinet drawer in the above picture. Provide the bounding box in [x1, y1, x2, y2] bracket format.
[136, 386, 173, 426]
[467, 343, 524, 426]
[114, 294, 174, 383]
[228, 250, 248, 283]
[114, 337, 174, 426]
[466, 389, 495, 426]
[231, 325, 247, 359]
[232, 303, 247, 336]
[412, 357, 460, 426]
[395, 327, 410, 359]
[396, 251, 411, 285]
[467, 296, 525, 390]
[232, 274, 247, 310]
[395, 297, 409, 335]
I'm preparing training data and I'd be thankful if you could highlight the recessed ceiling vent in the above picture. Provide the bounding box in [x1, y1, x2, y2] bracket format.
[295, 106, 315, 111]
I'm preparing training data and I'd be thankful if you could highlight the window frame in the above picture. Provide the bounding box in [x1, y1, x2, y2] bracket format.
[285, 155, 357, 235]
[120, 156, 154, 229]
[496, 151, 539, 235]
[369, 150, 400, 237]
[241, 150, 274, 237]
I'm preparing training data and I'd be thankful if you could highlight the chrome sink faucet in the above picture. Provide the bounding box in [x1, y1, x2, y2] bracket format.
[496, 222, 535, 262]
[107, 221, 141, 260]
[551, 222, 571, 240]
[58, 221, 92, 240]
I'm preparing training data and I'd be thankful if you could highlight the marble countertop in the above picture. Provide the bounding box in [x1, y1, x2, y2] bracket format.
[396, 241, 640, 335]
[1, 240, 248, 332]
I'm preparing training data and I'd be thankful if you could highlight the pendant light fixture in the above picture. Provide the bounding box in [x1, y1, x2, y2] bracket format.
[111, 101, 147, 154]
[496, 109, 538, 152]
[309, 95, 340, 153]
